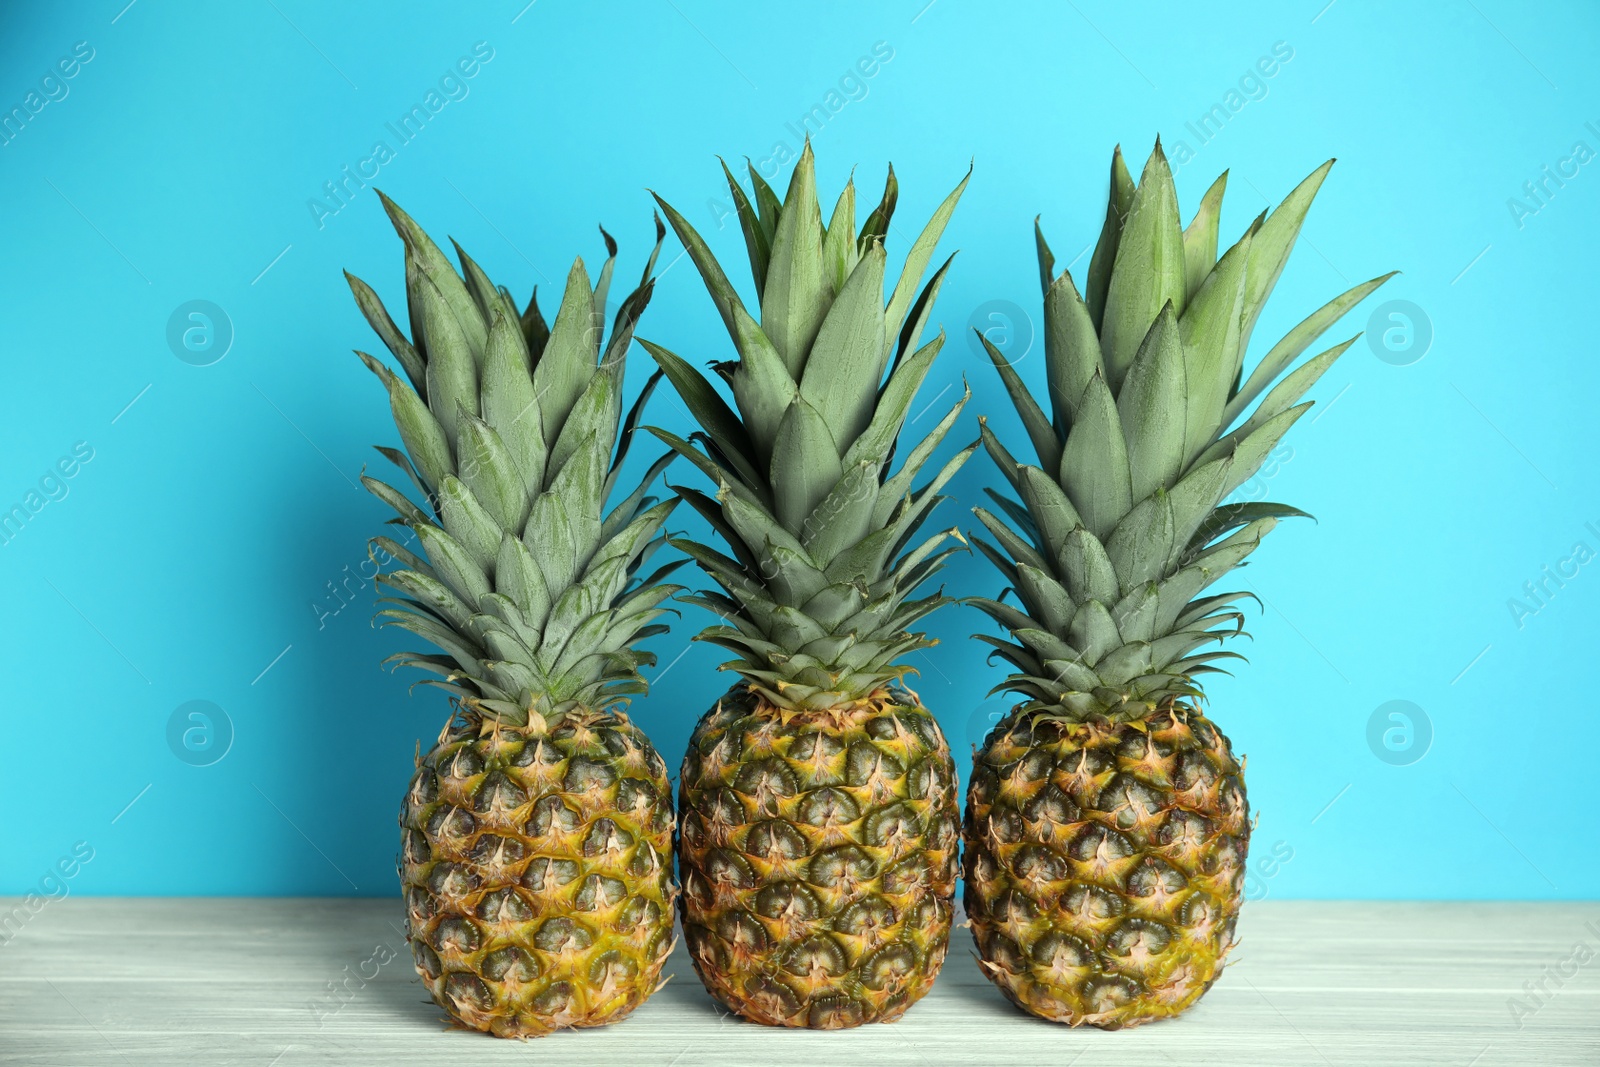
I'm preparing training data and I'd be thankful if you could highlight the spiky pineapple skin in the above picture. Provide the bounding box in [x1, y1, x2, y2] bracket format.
[963, 703, 1249, 1029]
[677, 685, 960, 1029]
[400, 707, 676, 1038]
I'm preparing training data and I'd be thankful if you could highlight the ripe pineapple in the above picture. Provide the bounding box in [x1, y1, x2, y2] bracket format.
[963, 141, 1394, 1028]
[645, 145, 971, 1028]
[348, 195, 683, 1038]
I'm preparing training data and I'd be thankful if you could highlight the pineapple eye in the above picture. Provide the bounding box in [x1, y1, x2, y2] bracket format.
[966, 765, 1001, 806]
[985, 805, 1025, 845]
[1156, 809, 1211, 850]
[733, 759, 799, 818]
[992, 887, 1039, 923]
[781, 935, 847, 978]
[1079, 974, 1140, 1015]
[471, 772, 529, 816]
[442, 972, 493, 1013]
[474, 887, 533, 924]
[845, 742, 905, 789]
[431, 916, 482, 954]
[511, 737, 561, 769]
[1058, 883, 1123, 923]
[533, 917, 593, 954]
[563, 756, 618, 794]
[1055, 746, 1112, 788]
[1126, 856, 1187, 898]
[807, 844, 876, 889]
[679, 814, 708, 852]
[526, 796, 579, 837]
[1179, 891, 1221, 931]
[1172, 752, 1219, 792]
[628, 841, 663, 878]
[615, 777, 660, 814]
[797, 787, 861, 829]
[442, 747, 486, 781]
[1021, 783, 1079, 826]
[704, 787, 750, 826]
[930, 813, 959, 852]
[910, 894, 950, 933]
[863, 716, 900, 741]
[404, 885, 435, 923]
[904, 758, 940, 801]
[859, 943, 918, 990]
[581, 819, 634, 858]
[880, 854, 934, 897]
[754, 881, 821, 921]
[586, 949, 639, 984]
[480, 945, 539, 983]
[740, 976, 802, 1025]
[1117, 734, 1150, 761]
[835, 898, 895, 937]
[572, 874, 628, 911]
[1011, 845, 1069, 887]
[745, 819, 808, 861]
[704, 847, 758, 891]
[1096, 775, 1163, 829]
[788, 730, 845, 760]
[863, 802, 919, 848]
[1105, 917, 1173, 963]
[410, 939, 442, 980]
[682, 869, 716, 912]
[1030, 931, 1093, 971]
[532, 981, 578, 1017]
[519, 857, 551, 893]
[402, 829, 431, 865]
[425, 862, 481, 900]
[407, 769, 439, 806]
[620, 897, 663, 928]
[425, 805, 477, 844]
[714, 910, 769, 953]
[467, 833, 529, 867]
[981, 929, 1027, 976]
[1066, 823, 1134, 865]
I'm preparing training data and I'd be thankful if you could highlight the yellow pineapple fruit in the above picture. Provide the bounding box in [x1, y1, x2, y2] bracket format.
[964, 141, 1394, 1027]
[349, 198, 683, 1036]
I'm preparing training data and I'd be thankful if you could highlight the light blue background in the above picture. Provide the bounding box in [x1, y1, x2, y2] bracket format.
[2, 0, 1595, 900]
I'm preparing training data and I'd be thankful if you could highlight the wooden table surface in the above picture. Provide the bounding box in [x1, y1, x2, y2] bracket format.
[1, 898, 1595, 1065]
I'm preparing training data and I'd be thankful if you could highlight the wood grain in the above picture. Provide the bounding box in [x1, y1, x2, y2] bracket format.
[1, 898, 1596, 1065]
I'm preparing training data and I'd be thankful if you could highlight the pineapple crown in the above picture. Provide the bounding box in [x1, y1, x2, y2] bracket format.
[971, 139, 1395, 723]
[347, 193, 685, 726]
[643, 144, 974, 710]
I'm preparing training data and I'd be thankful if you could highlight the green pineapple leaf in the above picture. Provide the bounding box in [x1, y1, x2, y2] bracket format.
[1085, 145, 1135, 330]
[1181, 170, 1228, 302]
[1100, 141, 1185, 389]
[762, 143, 828, 375]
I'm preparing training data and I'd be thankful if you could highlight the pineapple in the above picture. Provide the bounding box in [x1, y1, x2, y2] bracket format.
[963, 141, 1394, 1028]
[644, 145, 971, 1028]
[347, 195, 684, 1038]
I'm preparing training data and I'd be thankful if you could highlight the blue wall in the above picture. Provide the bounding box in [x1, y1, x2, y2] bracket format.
[2, 0, 1595, 900]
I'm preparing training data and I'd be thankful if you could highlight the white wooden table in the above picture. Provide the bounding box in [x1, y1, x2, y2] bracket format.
[1, 899, 1595, 1065]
